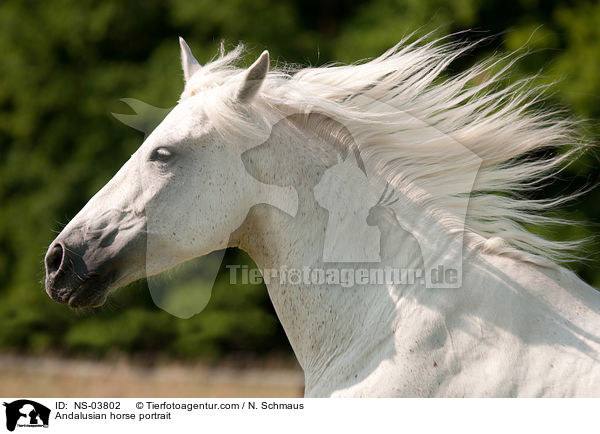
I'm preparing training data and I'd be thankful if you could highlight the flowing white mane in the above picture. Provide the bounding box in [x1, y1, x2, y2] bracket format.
[180, 36, 589, 266]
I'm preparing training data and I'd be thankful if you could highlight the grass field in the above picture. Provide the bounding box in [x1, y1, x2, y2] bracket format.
[0, 354, 304, 398]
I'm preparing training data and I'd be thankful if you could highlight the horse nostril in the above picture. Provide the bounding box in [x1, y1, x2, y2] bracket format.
[45, 242, 65, 275]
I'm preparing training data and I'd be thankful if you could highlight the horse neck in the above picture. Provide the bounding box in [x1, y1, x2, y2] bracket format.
[231, 135, 473, 393]
[230, 119, 600, 396]
[234, 198, 401, 392]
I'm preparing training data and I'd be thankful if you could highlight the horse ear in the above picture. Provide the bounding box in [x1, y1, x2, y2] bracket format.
[237, 50, 269, 102]
[179, 37, 201, 82]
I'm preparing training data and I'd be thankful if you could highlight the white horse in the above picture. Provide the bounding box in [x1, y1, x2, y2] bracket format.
[44, 36, 600, 397]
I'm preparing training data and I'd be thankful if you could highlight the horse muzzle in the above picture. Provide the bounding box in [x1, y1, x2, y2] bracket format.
[44, 241, 113, 308]
[44, 213, 147, 308]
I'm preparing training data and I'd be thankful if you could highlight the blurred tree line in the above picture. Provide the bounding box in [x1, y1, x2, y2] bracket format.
[0, 0, 598, 360]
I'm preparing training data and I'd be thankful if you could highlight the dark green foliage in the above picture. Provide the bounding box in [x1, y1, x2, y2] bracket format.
[0, 0, 598, 359]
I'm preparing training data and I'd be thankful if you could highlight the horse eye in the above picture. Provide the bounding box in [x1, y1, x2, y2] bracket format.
[150, 147, 173, 163]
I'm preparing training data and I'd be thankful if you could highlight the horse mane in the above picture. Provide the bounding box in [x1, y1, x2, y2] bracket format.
[181, 36, 591, 266]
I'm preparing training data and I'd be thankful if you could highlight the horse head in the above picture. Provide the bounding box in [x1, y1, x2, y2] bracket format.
[44, 39, 275, 308]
